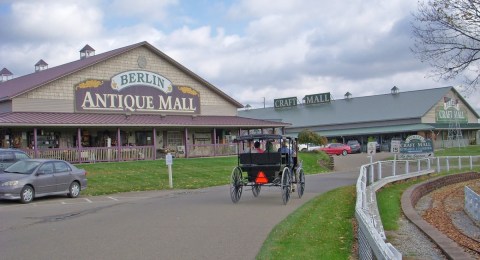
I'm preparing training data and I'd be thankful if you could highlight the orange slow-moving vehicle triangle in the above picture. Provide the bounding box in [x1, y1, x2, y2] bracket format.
[255, 171, 268, 184]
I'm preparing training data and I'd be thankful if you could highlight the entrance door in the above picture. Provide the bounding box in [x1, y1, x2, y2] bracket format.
[135, 131, 153, 146]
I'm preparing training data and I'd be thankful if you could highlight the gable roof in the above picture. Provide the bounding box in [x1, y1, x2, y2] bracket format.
[0, 41, 243, 108]
[0, 67, 13, 76]
[239, 87, 480, 128]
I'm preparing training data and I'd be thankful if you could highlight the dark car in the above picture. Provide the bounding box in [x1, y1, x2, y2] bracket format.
[0, 148, 31, 171]
[318, 143, 351, 156]
[347, 140, 361, 153]
[0, 159, 87, 203]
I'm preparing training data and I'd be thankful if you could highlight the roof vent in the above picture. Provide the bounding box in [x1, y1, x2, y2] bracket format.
[344, 92, 352, 99]
[0, 67, 13, 82]
[80, 44, 95, 60]
[391, 86, 399, 95]
[35, 59, 48, 72]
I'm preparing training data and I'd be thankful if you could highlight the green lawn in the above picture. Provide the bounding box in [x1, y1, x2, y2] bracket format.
[80, 152, 329, 196]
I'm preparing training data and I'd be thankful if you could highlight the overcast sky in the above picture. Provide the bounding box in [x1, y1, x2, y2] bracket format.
[1, 0, 479, 112]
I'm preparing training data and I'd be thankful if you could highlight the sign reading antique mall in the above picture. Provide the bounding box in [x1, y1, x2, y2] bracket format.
[75, 70, 200, 114]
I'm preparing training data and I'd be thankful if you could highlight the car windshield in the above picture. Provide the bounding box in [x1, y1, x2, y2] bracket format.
[4, 161, 42, 174]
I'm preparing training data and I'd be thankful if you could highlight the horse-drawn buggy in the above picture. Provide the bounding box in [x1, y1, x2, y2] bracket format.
[230, 134, 305, 205]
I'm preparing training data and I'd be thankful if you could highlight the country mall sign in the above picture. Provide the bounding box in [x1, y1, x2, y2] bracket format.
[75, 70, 200, 114]
[435, 96, 468, 123]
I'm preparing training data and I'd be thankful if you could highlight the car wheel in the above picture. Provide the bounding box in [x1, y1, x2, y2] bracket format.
[20, 186, 34, 204]
[68, 181, 81, 198]
[342, 150, 348, 156]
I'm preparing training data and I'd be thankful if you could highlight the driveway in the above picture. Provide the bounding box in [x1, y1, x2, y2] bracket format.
[0, 152, 390, 260]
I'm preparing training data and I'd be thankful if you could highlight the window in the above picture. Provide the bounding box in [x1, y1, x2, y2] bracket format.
[54, 161, 70, 173]
[14, 151, 30, 160]
[167, 131, 183, 148]
[0, 151, 14, 162]
[38, 163, 54, 174]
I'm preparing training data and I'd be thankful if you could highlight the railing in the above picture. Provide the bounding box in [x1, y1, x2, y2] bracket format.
[24, 146, 154, 163]
[186, 144, 237, 158]
[355, 155, 480, 260]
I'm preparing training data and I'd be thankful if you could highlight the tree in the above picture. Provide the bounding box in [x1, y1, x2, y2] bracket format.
[411, 0, 480, 94]
[297, 129, 327, 146]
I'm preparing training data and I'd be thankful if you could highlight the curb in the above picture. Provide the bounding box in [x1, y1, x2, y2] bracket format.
[401, 172, 480, 260]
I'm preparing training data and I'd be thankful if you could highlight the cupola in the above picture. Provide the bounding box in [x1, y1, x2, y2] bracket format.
[80, 44, 95, 59]
[0, 67, 13, 82]
[35, 59, 48, 72]
[344, 92, 352, 99]
[391, 86, 399, 95]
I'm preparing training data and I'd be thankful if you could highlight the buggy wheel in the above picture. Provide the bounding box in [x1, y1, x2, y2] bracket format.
[281, 167, 291, 205]
[296, 168, 305, 198]
[230, 167, 243, 203]
[252, 184, 261, 197]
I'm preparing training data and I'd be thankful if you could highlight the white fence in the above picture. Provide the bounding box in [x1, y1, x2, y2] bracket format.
[355, 155, 480, 260]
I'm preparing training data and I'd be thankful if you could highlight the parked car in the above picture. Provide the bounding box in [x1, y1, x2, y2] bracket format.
[0, 148, 31, 171]
[0, 159, 87, 203]
[298, 143, 322, 151]
[347, 140, 361, 153]
[318, 143, 351, 156]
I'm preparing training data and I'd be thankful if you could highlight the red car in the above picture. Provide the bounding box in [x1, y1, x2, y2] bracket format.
[318, 143, 351, 156]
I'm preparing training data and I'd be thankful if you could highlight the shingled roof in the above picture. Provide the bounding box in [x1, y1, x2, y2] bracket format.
[0, 112, 289, 128]
[0, 41, 243, 108]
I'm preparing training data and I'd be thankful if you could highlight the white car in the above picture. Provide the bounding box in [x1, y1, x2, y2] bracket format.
[298, 143, 322, 151]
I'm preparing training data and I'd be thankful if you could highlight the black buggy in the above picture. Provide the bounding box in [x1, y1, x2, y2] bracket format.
[230, 134, 305, 205]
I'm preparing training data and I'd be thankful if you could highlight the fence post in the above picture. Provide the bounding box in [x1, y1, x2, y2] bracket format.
[393, 154, 396, 176]
[378, 162, 382, 180]
[437, 157, 440, 173]
[458, 156, 461, 170]
[446, 156, 450, 172]
[417, 159, 420, 172]
[470, 156, 473, 170]
[405, 161, 409, 174]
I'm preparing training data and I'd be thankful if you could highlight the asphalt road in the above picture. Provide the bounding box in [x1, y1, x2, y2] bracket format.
[0, 152, 391, 260]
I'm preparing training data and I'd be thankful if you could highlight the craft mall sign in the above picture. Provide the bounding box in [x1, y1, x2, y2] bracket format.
[435, 96, 468, 123]
[75, 70, 200, 114]
[398, 135, 434, 159]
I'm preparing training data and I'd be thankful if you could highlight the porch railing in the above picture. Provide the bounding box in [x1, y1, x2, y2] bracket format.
[24, 146, 154, 163]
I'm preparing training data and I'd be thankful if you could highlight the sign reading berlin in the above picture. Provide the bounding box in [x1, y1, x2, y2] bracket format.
[304, 92, 331, 105]
[75, 70, 200, 114]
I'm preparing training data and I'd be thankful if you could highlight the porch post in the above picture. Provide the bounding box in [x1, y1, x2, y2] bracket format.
[153, 128, 157, 160]
[213, 128, 217, 156]
[184, 128, 188, 158]
[77, 128, 82, 162]
[117, 128, 121, 161]
[33, 128, 38, 158]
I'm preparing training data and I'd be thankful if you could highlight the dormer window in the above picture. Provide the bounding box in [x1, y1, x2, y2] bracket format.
[35, 59, 48, 72]
[80, 44, 95, 60]
[391, 86, 399, 95]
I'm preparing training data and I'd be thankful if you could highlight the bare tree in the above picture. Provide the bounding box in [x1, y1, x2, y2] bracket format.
[411, 0, 480, 94]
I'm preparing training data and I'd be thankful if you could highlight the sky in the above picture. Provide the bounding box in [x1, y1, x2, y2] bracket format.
[0, 0, 479, 112]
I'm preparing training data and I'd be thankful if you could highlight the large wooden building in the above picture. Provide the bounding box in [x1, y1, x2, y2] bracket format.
[0, 41, 288, 161]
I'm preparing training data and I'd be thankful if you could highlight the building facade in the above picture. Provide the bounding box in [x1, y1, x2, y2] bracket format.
[239, 87, 480, 151]
[0, 42, 288, 162]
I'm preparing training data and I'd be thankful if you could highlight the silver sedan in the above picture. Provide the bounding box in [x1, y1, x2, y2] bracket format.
[0, 159, 87, 203]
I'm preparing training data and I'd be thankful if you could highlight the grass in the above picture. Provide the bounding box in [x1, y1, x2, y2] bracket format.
[434, 144, 480, 156]
[79, 152, 329, 196]
[257, 186, 356, 260]
[377, 145, 480, 231]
